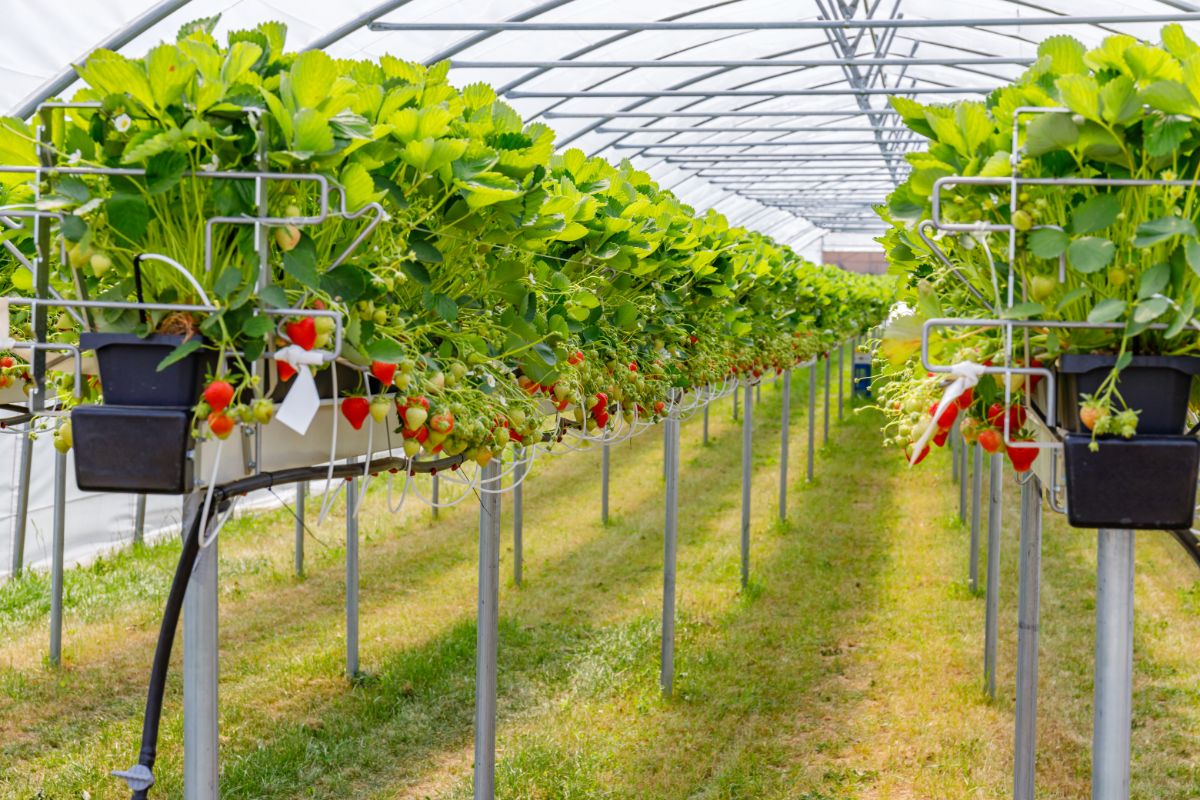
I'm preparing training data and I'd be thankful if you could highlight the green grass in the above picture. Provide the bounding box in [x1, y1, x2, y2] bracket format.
[2, 368, 1199, 799]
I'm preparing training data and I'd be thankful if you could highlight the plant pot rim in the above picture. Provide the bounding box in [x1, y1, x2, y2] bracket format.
[1057, 353, 1200, 375]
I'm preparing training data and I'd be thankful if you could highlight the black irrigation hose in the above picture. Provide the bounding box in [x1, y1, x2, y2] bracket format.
[126, 501, 212, 800]
[1170, 529, 1200, 571]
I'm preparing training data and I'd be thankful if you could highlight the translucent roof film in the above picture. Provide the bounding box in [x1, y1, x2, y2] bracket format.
[6, 0, 1200, 252]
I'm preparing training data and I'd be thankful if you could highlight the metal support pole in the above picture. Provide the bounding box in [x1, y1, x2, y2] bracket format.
[182, 493, 218, 800]
[984, 452, 1003, 699]
[294, 483, 304, 577]
[48, 449, 66, 667]
[779, 369, 791, 521]
[741, 380, 752, 588]
[601, 442, 610, 525]
[513, 453, 524, 587]
[733, 384, 739, 421]
[134, 494, 147, 545]
[807, 363, 816, 482]
[1014, 476, 1043, 800]
[823, 354, 831, 445]
[1093, 528, 1135, 800]
[702, 402, 709, 445]
[958, 432, 968, 524]
[970, 443, 983, 591]
[951, 419, 960, 478]
[10, 427, 34, 576]
[837, 343, 844, 422]
[346, 474, 359, 679]
[474, 459, 502, 800]
[661, 411, 679, 695]
[432, 473, 439, 519]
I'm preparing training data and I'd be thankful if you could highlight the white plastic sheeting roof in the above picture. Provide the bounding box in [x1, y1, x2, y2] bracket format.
[5, 0, 1200, 250]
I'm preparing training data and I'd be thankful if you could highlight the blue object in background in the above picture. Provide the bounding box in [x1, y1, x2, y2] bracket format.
[853, 350, 872, 397]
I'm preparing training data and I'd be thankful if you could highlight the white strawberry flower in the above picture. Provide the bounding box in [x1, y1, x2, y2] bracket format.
[113, 114, 132, 133]
[67, 150, 81, 164]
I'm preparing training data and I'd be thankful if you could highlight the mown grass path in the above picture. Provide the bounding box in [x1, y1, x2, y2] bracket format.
[2, 366, 1199, 798]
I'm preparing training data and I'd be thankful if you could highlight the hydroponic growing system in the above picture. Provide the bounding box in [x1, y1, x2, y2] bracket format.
[3, 4, 1200, 800]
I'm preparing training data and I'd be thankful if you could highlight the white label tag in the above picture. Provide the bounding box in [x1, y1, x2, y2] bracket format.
[275, 367, 320, 435]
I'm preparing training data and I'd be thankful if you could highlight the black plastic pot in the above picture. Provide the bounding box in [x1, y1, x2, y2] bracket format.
[81, 333, 214, 407]
[1063, 433, 1200, 530]
[72, 405, 194, 494]
[1056, 354, 1200, 435]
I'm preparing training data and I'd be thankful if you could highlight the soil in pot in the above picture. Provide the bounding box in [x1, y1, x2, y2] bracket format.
[1056, 354, 1200, 435]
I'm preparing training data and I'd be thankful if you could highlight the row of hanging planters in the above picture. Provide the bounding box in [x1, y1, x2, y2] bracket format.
[875, 23, 1200, 529]
[0, 17, 894, 493]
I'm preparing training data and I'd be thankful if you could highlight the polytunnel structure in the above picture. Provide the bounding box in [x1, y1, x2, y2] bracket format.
[3, 3, 1200, 800]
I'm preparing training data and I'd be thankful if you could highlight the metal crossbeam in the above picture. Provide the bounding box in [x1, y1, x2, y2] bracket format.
[509, 86, 990, 98]
[451, 56, 1033, 68]
[547, 110, 902, 118]
[599, 125, 913, 133]
[371, 13, 1200, 31]
[615, 139, 924, 148]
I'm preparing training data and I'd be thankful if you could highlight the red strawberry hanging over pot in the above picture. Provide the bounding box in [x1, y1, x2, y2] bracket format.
[341, 396, 370, 430]
[285, 317, 317, 350]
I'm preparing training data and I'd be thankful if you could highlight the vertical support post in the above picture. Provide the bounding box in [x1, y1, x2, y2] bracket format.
[10, 427, 33, 576]
[1092, 528, 1135, 800]
[951, 418, 960, 478]
[134, 494, 147, 545]
[48, 449, 67, 667]
[779, 369, 791, 521]
[183, 493, 218, 800]
[958, 431, 968, 524]
[823, 353, 831, 445]
[600, 441, 610, 525]
[294, 483, 304, 577]
[970, 443, 983, 591]
[1014, 476, 1043, 800]
[513, 452, 524, 587]
[702, 402, 709, 446]
[432, 473, 440, 520]
[474, 459, 502, 800]
[733, 383, 739, 421]
[741, 380, 752, 588]
[984, 452, 1003, 699]
[345, 473, 359, 680]
[837, 342, 844, 422]
[807, 362, 816, 482]
[661, 409, 679, 696]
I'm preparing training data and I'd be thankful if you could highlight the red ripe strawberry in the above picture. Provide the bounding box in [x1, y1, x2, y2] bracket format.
[0, 356, 13, 368]
[370, 361, 397, 385]
[654, 400, 666, 415]
[555, 398, 569, 412]
[567, 350, 584, 366]
[402, 425, 429, 443]
[1028, 358, 1044, 390]
[956, 387, 974, 410]
[592, 392, 608, 416]
[207, 411, 235, 440]
[930, 401, 958, 429]
[277, 361, 297, 382]
[905, 443, 931, 465]
[429, 411, 454, 435]
[933, 427, 951, 447]
[285, 317, 317, 350]
[1007, 440, 1038, 472]
[203, 380, 234, 413]
[978, 427, 1004, 454]
[594, 410, 610, 428]
[628, 361, 638, 372]
[987, 402, 1027, 432]
[340, 396, 370, 430]
[510, 431, 525, 444]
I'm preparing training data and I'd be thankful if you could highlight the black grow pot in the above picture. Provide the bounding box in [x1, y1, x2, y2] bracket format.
[1056, 354, 1200, 435]
[1063, 433, 1200, 530]
[80, 333, 214, 407]
[72, 405, 194, 494]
